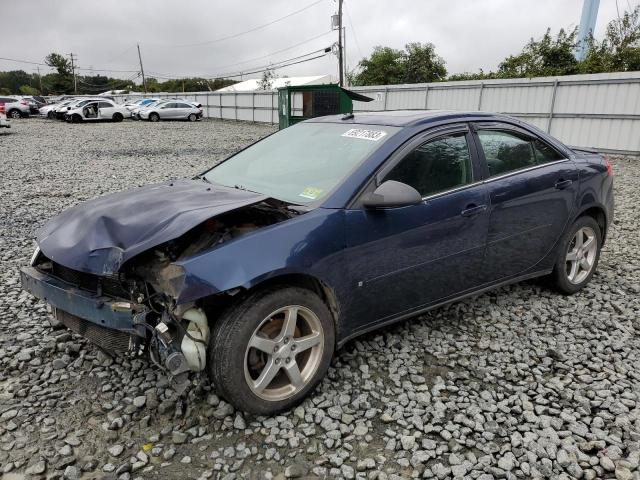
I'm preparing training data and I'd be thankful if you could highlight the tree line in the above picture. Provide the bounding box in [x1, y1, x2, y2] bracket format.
[349, 4, 640, 85]
[0, 52, 235, 96]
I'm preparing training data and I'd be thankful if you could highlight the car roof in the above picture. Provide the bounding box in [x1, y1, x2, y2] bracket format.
[307, 110, 511, 127]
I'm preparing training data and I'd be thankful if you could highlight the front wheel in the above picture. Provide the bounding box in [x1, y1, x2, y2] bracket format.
[187, 113, 197, 122]
[209, 286, 335, 414]
[549, 216, 602, 294]
[112, 113, 123, 122]
[149, 113, 160, 122]
[8, 109, 21, 119]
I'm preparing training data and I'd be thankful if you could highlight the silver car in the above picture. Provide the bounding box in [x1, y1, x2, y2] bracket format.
[139, 101, 203, 122]
[0, 96, 30, 119]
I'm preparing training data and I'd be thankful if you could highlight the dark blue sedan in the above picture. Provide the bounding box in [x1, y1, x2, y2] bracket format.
[21, 110, 614, 414]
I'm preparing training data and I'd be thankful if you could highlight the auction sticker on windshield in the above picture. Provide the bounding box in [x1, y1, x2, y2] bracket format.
[341, 128, 387, 141]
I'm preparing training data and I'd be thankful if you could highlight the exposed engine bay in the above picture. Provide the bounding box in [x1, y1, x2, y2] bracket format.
[32, 199, 299, 391]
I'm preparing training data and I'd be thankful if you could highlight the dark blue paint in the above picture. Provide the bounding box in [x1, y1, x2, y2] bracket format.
[25, 111, 614, 345]
[20, 266, 137, 333]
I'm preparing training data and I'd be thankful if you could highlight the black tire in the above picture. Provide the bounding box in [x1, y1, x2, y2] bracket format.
[149, 112, 160, 122]
[549, 215, 602, 295]
[8, 109, 21, 119]
[187, 113, 197, 122]
[209, 286, 335, 415]
[71, 114, 82, 123]
[112, 113, 123, 122]
[47, 111, 55, 119]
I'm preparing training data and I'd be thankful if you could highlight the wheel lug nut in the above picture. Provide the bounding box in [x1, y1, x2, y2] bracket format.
[291, 344, 296, 351]
[275, 358, 281, 365]
[284, 337, 289, 344]
[285, 357, 290, 363]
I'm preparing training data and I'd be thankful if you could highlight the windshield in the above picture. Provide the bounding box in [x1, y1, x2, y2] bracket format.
[204, 122, 399, 204]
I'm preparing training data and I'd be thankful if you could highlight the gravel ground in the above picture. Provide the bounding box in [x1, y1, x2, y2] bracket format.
[0, 118, 639, 480]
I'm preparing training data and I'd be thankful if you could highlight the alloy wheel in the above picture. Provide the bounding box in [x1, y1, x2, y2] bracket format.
[566, 226, 597, 284]
[244, 305, 324, 401]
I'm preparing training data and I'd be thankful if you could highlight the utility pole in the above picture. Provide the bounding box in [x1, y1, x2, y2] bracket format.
[342, 26, 347, 86]
[68, 53, 77, 94]
[137, 43, 147, 93]
[36, 66, 43, 93]
[337, 0, 344, 86]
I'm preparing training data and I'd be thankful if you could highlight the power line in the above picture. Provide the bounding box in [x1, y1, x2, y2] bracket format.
[146, 46, 331, 80]
[208, 30, 333, 72]
[0, 56, 48, 66]
[155, 0, 324, 48]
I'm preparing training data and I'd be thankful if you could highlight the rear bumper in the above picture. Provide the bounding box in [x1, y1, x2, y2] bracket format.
[20, 266, 137, 333]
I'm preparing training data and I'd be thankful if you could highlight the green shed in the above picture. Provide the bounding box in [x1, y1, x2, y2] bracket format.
[277, 84, 373, 129]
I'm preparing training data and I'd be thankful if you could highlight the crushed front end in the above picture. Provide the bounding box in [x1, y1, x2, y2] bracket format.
[20, 197, 298, 390]
[21, 250, 209, 391]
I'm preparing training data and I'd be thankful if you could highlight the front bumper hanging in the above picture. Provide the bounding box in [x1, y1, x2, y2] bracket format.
[20, 266, 141, 352]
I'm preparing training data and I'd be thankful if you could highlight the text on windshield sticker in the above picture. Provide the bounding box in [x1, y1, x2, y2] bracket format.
[341, 128, 387, 141]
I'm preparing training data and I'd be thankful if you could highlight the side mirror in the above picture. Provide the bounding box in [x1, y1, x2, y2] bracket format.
[362, 180, 422, 209]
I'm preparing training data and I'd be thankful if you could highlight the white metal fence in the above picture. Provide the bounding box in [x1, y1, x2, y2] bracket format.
[115, 71, 640, 154]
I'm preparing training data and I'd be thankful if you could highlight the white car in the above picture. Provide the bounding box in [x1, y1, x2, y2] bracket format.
[0, 96, 30, 119]
[0, 102, 10, 129]
[65, 99, 130, 123]
[138, 100, 203, 122]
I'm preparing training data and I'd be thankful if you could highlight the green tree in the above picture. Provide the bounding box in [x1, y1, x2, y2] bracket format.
[403, 42, 447, 83]
[352, 43, 447, 86]
[18, 85, 39, 95]
[497, 28, 579, 78]
[44, 52, 73, 93]
[582, 5, 640, 72]
[352, 46, 406, 86]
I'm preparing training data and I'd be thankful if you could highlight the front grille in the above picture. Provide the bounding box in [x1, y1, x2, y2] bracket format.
[55, 309, 132, 353]
[50, 262, 131, 299]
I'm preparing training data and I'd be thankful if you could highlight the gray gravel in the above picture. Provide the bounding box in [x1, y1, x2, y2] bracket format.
[1, 118, 639, 480]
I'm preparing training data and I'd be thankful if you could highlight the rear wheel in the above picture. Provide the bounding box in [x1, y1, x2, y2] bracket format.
[209, 286, 335, 414]
[550, 216, 601, 294]
[149, 113, 160, 122]
[187, 113, 197, 122]
[112, 113, 123, 122]
[8, 109, 21, 119]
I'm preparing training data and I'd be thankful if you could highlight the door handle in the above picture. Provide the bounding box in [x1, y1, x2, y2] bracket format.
[554, 179, 573, 190]
[461, 204, 487, 217]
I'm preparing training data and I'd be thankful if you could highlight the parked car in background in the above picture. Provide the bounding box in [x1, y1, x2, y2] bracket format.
[139, 100, 203, 122]
[65, 99, 130, 122]
[39, 100, 71, 119]
[54, 98, 107, 119]
[0, 102, 10, 128]
[21, 96, 48, 113]
[20, 96, 40, 114]
[130, 99, 167, 119]
[124, 98, 158, 110]
[52, 99, 83, 119]
[21, 110, 613, 414]
[0, 96, 30, 118]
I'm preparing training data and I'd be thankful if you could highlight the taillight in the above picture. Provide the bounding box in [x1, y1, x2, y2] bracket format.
[603, 154, 613, 177]
[0, 103, 4, 114]
[20, 99, 27, 105]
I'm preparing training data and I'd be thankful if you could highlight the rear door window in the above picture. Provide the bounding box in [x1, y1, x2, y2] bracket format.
[477, 130, 564, 177]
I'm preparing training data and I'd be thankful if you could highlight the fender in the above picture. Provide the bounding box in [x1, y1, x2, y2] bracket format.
[175, 208, 347, 304]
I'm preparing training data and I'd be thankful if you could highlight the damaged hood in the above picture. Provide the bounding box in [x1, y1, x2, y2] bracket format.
[36, 179, 267, 275]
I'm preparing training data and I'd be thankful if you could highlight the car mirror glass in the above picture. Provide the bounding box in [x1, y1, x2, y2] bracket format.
[362, 180, 422, 209]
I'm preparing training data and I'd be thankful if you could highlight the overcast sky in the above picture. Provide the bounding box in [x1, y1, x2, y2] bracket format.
[1, 0, 637, 84]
